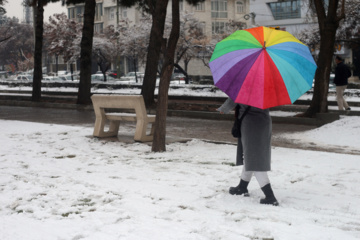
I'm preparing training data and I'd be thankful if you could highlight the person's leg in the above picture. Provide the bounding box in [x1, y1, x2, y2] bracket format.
[341, 85, 350, 109]
[336, 86, 345, 110]
[241, 167, 253, 182]
[254, 172, 279, 206]
[253, 172, 270, 188]
[229, 167, 252, 196]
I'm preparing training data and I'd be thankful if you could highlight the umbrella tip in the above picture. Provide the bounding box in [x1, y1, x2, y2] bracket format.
[263, 41, 266, 49]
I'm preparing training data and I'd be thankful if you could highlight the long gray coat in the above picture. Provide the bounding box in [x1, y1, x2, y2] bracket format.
[218, 98, 272, 171]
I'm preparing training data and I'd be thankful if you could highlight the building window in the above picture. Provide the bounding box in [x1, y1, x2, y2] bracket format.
[68, 8, 74, 19]
[199, 22, 206, 34]
[76, 6, 83, 17]
[68, 6, 84, 22]
[94, 23, 103, 33]
[109, 7, 115, 20]
[95, 3, 103, 21]
[236, 1, 244, 13]
[267, 0, 301, 20]
[196, 2, 205, 11]
[105, 7, 115, 20]
[211, 0, 228, 18]
[212, 21, 227, 34]
[118, 7, 127, 19]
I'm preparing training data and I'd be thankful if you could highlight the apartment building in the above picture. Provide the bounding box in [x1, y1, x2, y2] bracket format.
[177, 0, 253, 77]
[67, 1, 106, 33]
[250, 0, 316, 35]
[62, 0, 253, 76]
[66, 0, 253, 78]
[181, 0, 252, 36]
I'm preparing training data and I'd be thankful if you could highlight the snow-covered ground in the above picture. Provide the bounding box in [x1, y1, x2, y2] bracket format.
[0, 82, 360, 239]
[0, 116, 360, 239]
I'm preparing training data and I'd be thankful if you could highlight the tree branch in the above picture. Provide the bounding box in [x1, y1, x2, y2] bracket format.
[335, 0, 346, 22]
[313, 0, 326, 29]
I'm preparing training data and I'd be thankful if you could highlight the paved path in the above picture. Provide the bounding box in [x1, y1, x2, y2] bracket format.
[2, 105, 359, 155]
[0, 105, 316, 145]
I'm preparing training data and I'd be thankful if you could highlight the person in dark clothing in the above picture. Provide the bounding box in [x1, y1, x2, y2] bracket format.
[334, 56, 352, 111]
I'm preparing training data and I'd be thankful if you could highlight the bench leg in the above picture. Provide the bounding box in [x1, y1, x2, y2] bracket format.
[150, 122, 155, 136]
[93, 117, 120, 138]
[134, 120, 154, 142]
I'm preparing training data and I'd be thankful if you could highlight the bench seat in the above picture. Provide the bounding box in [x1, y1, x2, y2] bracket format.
[91, 95, 156, 142]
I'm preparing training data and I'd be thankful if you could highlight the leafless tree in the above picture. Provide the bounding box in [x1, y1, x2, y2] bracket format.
[0, 19, 34, 72]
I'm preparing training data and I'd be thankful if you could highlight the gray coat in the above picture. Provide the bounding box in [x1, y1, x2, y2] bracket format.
[218, 98, 272, 171]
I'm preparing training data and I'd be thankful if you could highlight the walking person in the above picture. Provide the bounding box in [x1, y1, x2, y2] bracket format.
[218, 98, 279, 206]
[334, 56, 352, 111]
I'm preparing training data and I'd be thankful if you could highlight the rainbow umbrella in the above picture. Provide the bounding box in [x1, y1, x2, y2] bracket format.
[209, 26, 317, 109]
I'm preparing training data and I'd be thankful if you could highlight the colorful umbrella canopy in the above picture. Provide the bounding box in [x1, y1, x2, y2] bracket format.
[209, 26, 317, 109]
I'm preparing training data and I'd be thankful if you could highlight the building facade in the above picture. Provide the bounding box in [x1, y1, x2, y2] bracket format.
[176, 0, 253, 78]
[66, 0, 252, 78]
[250, 0, 316, 35]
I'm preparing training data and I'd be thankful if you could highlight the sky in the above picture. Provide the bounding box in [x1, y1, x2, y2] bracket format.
[3, 0, 67, 22]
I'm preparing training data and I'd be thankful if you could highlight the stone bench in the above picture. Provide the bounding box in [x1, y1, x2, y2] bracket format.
[91, 94, 155, 142]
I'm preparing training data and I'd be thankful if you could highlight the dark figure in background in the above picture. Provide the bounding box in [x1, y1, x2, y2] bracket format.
[334, 56, 352, 111]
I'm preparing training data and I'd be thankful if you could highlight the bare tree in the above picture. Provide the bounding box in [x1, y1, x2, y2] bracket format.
[29, 0, 44, 101]
[117, 0, 205, 152]
[64, 0, 96, 105]
[0, 19, 34, 71]
[0, 0, 7, 16]
[103, 20, 130, 76]
[174, 12, 206, 81]
[44, 13, 81, 75]
[299, 0, 360, 55]
[44, 13, 80, 60]
[92, 36, 117, 81]
[0, 21, 12, 43]
[117, 17, 151, 80]
[45, 12, 117, 82]
[301, 0, 347, 117]
[152, 0, 180, 152]
[118, 0, 205, 108]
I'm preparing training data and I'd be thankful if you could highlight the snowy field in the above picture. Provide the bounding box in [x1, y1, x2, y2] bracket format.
[0, 82, 360, 239]
[0, 116, 360, 240]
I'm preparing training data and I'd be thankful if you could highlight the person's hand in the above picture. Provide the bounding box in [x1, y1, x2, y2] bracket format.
[217, 108, 224, 114]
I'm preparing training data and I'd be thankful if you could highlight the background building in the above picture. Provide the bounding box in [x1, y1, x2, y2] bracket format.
[250, 0, 316, 34]
[64, 0, 357, 80]
[65, 0, 252, 78]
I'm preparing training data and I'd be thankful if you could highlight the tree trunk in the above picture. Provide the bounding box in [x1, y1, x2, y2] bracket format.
[70, 63, 74, 81]
[304, 27, 336, 117]
[140, 0, 168, 108]
[77, 0, 96, 105]
[152, 0, 180, 152]
[304, 0, 344, 117]
[32, 0, 44, 102]
[175, 61, 192, 83]
[133, 57, 138, 83]
[55, 55, 58, 74]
